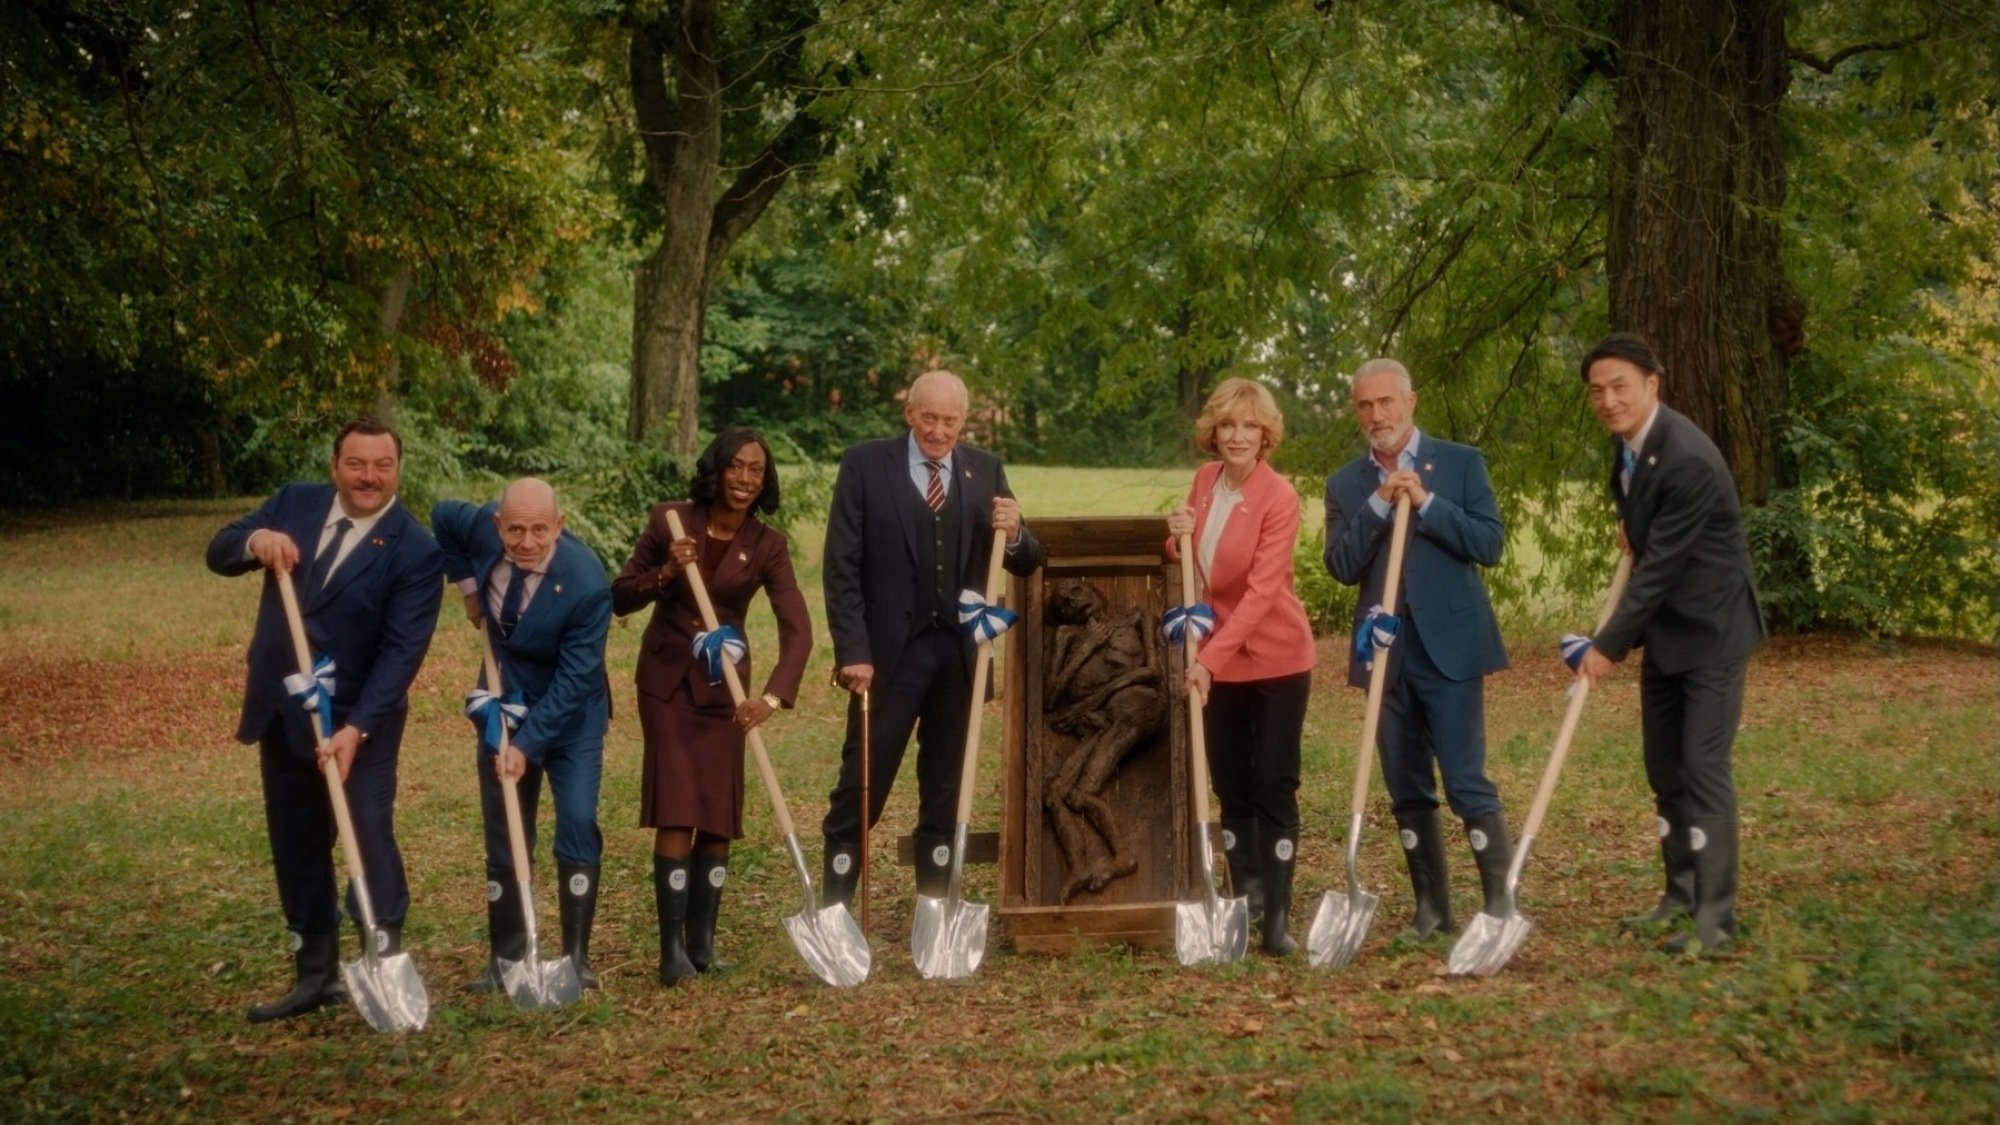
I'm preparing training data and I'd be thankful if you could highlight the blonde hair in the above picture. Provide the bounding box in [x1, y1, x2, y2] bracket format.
[1193, 377, 1285, 457]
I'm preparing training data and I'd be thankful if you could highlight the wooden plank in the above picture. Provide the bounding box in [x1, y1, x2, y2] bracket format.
[998, 903, 1180, 953]
[1031, 516, 1172, 559]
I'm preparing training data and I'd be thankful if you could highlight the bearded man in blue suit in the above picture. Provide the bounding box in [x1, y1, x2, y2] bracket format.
[1323, 359, 1513, 940]
[433, 478, 613, 989]
[208, 417, 444, 1023]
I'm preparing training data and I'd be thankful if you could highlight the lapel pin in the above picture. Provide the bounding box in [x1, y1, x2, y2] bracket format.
[1423, 462, 1433, 472]
[1647, 455, 1657, 466]
[738, 551, 749, 562]
[371, 537, 384, 547]
[554, 583, 564, 595]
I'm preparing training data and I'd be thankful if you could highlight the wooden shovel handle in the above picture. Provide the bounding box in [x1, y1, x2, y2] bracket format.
[664, 509, 800, 841]
[477, 629, 538, 899]
[952, 529, 1012, 827]
[1349, 496, 1412, 817]
[1515, 553, 1636, 843]
[274, 568, 381, 936]
[1176, 536, 1218, 831]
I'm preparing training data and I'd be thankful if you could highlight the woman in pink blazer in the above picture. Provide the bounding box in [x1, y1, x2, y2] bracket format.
[1166, 378, 1318, 955]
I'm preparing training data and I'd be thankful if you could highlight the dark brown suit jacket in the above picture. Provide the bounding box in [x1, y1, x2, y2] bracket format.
[612, 500, 812, 713]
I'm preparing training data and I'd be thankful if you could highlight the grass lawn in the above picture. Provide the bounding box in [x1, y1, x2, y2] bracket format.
[0, 485, 1992, 1121]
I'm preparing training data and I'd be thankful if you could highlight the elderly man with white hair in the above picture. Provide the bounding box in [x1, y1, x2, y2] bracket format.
[818, 369, 1045, 909]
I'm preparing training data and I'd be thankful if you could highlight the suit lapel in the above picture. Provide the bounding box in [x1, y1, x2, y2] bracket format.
[890, 439, 922, 566]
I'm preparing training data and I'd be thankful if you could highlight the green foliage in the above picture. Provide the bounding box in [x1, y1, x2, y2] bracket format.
[549, 443, 689, 573]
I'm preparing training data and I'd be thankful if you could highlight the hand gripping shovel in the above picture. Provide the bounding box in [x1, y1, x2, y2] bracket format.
[1171, 536, 1250, 966]
[663, 510, 869, 987]
[1448, 553, 1634, 977]
[1307, 494, 1412, 968]
[274, 569, 429, 1032]
[911, 529, 1016, 980]
[471, 630, 582, 1009]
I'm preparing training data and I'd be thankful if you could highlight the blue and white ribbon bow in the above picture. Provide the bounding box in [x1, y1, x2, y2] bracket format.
[283, 654, 338, 741]
[956, 588, 1018, 644]
[1352, 605, 1401, 669]
[691, 625, 747, 685]
[1162, 603, 1216, 646]
[1559, 633, 1594, 672]
[465, 686, 528, 751]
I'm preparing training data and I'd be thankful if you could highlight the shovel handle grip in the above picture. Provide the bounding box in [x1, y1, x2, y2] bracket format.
[478, 630, 542, 942]
[664, 510, 800, 840]
[1350, 496, 1412, 817]
[274, 569, 382, 940]
[1516, 553, 1635, 843]
[952, 529, 1011, 827]
[1176, 537, 1217, 830]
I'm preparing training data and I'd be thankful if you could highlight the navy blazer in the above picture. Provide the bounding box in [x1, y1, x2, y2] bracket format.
[207, 484, 444, 756]
[822, 435, 1045, 684]
[431, 500, 613, 760]
[1594, 405, 1764, 674]
[1323, 435, 1509, 687]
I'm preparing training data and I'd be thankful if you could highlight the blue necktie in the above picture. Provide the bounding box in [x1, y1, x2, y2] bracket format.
[1620, 445, 1638, 494]
[306, 517, 353, 591]
[498, 568, 527, 637]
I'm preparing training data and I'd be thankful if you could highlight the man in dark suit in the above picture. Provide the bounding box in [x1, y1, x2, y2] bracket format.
[1324, 358, 1512, 938]
[819, 369, 1045, 906]
[433, 478, 613, 989]
[1575, 332, 1764, 954]
[207, 417, 443, 1022]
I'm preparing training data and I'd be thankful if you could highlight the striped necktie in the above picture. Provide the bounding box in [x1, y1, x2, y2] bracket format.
[924, 460, 946, 513]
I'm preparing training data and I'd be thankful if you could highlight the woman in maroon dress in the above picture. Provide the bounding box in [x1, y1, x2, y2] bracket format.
[613, 428, 812, 985]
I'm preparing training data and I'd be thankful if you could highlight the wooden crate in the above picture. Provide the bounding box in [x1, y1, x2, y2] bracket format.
[998, 516, 1204, 953]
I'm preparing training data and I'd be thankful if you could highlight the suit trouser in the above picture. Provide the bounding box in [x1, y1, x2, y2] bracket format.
[1639, 653, 1745, 823]
[822, 625, 972, 844]
[1203, 671, 1311, 837]
[1376, 619, 1501, 819]
[257, 712, 409, 935]
[476, 738, 604, 871]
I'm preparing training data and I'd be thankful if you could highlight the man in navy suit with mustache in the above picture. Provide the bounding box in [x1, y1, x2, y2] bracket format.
[432, 478, 613, 990]
[207, 417, 443, 1022]
[1574, 332, 1764, 955]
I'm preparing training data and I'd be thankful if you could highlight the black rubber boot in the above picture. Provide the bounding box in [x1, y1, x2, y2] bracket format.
[248, 930, 344, 1023]
[1260, 832, 1299, 956]
[653, 856, 698, 987]
[558, 862, 601, 989]
[1665, 816, 1738, 955]
[912, 831, 952, 899]
[1622, 808, 1696, 931]
[1221, 817, 1266, 925]
[686, 852, 735, 976]
[822, 839, 859, 911]
[1395, 810, 1455, 939]
[1463, 813, 1515, 917]
[464, 869, 525, 994]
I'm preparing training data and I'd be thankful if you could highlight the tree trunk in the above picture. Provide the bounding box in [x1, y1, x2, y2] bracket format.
[624, 2, 829, 458]
[1606, 0, 1799, 508]
[626, 3, 721, 456]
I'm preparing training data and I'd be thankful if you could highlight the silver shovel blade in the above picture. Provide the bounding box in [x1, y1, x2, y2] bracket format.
[1447, 911, 1533, 977]
[1306, 888, 1379, 968]
[342, 951, 429, 1032]
[910, 894, 989, 980]
[781, 903, 871, 988]
[1173, 896, 1249, 966]
[497, 949, 583, 1010]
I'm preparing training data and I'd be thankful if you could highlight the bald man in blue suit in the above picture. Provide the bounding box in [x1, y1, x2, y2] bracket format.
[1324, 359, 1512, 940]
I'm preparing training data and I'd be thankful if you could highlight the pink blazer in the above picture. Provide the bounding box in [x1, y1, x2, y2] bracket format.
[1169, 459, 1318, 683]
